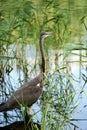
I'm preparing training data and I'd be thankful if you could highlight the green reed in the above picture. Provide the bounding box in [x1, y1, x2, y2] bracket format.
[0, 0, 87, 130]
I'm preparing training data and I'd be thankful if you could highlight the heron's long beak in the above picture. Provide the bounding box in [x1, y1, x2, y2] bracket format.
[47, 32, 53, 35]
[46, 32, 53, 37]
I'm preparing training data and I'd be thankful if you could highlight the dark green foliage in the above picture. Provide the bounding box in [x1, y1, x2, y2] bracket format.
[0, 0, 87, 130]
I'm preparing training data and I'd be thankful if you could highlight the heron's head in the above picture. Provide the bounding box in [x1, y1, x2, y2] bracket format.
[40, 32, 53, 40]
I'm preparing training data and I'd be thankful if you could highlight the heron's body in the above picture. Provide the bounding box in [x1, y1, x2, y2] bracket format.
[0, 73, 43, 112]
[0, 32, 52, 112]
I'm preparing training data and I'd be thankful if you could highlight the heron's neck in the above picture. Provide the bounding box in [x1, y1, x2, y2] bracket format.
[40, 37, 45, 73]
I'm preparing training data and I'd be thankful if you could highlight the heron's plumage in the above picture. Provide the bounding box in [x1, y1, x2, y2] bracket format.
[0, 32, 52, 112]
[0, 73, 43, 112]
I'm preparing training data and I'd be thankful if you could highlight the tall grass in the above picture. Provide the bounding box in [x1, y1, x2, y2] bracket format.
[0, 0, 87, 129]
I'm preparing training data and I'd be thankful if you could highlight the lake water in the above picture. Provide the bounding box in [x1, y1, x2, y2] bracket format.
[0, 43, 87, 130]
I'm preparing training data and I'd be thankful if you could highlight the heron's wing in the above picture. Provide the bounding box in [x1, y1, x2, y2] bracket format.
[0, 73, 43, 111]
[17, 83, 43, 106]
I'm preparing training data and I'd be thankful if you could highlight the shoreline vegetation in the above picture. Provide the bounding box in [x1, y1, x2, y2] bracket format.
[0, 0, 87, 130]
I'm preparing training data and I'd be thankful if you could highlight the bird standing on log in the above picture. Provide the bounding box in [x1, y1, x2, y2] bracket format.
[0, 32, 53, 112]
